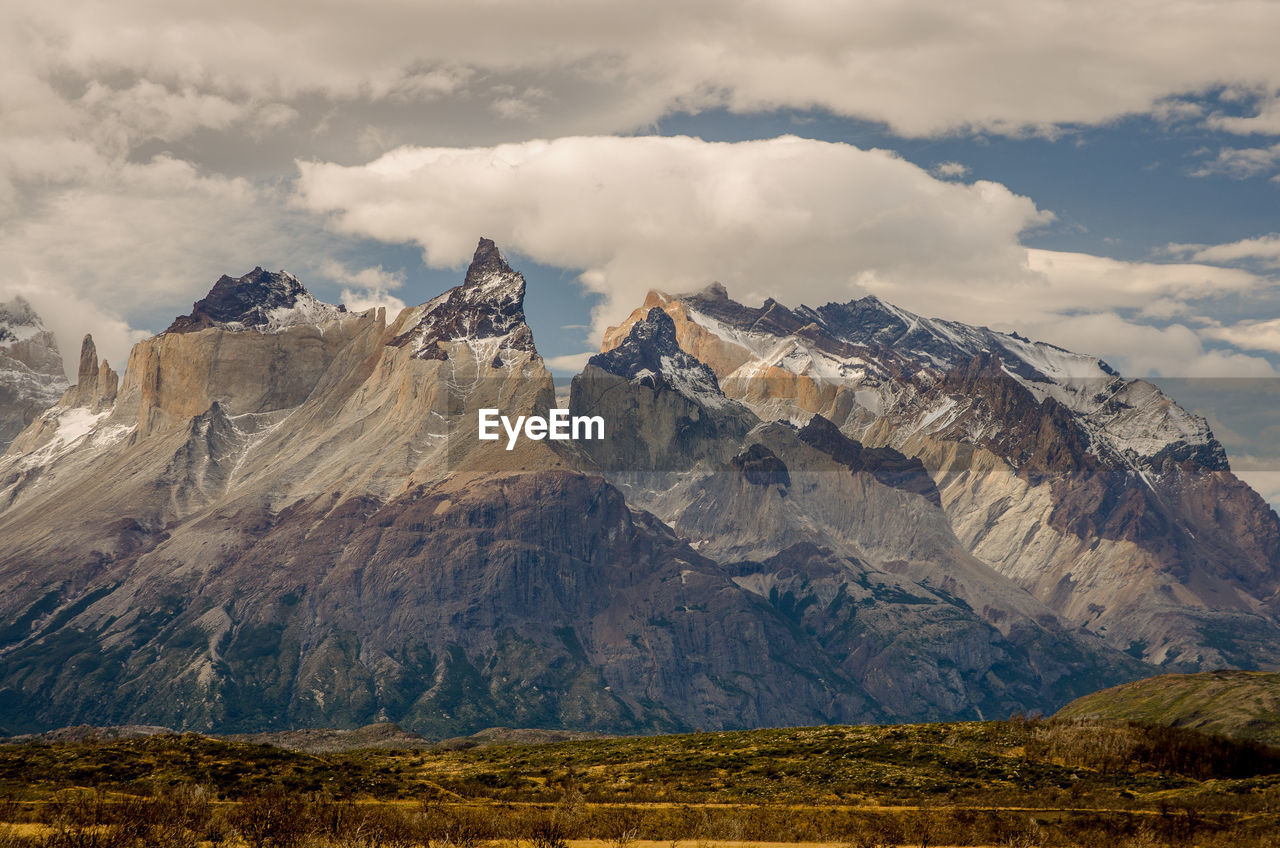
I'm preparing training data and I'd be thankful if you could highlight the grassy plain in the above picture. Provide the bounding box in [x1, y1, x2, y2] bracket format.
[3, 718, 1280, 846]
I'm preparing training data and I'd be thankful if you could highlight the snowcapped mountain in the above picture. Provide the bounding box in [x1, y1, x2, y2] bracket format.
[605, 284, 1280, 671]
[587, 306, 733, 409]
[624, 285, 1223, 474]
[166, 267, 349, 334]
[0, 297, 69, 450]
[572, 304, 1145, 717]
[390, 237, 536, 365]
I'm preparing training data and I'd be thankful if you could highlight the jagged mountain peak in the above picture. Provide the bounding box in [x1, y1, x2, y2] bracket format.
[463, 237, 515, 288]
[64, 333, 117, 411]
[589, 305, 679, 375]
[77, 334, 98, 383]
[699, 281, 730, 300]
[0, 295, 48, 344]
[618, 305, 681, 356]
[611, 284, 1212, 473]
[166, 267, 347, 334]
[453, 236, 526, 307]
[392, 237, 533, 362]
[811, 294, 1122, 387]
[601, 283, 1278, 672]
[588, 307, 729, 407]
[0, 245, 1268, 736]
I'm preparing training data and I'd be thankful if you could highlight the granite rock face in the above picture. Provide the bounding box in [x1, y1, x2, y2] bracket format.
[65, 335, 118, 412]
[573, 304, 1144, 723]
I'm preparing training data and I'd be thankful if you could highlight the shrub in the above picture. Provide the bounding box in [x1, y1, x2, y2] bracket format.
[229, 788, 311, 848]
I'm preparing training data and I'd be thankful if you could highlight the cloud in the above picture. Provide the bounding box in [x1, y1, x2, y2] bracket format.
[8, 0, 1280, 139]
[843, 247, 1265, 342]
[78, 81, 253, 145]
[544, 351, 595, 373]
[1021, 249, 1259, 305]
[1016, 312, 1278, 379]
[339, 288, 407, 314]
[318, 260, 406, 293]
[320, 260, 409, 314]
[1138, 297, 1192, 319]
[1207, 94, 1280, 135]
[296, 134, 1055, 336]
[6, 0, 1279, 398]
[1000, 251, 1278, 378]
[1201, 318, 1280, 354]
[1236, 471, 1280, 513]
[1, 285, 150, 383]
[1190, 143, 1280, 179]
[295, 134, 1280, 378]
[1167, 233, 1280, 268]
[0, 154, 355, 374]
[932, 162, 970, 179]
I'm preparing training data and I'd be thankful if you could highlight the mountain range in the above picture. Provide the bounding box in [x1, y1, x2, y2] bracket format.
[0, 239, 1276, 736]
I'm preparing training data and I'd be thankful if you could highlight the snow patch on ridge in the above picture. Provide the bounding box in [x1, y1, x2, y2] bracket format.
[213, 287, 347, 333]
[261, 291, 348, 332]
[658, 354, 732, 409]
[683, 292, 1220, 468]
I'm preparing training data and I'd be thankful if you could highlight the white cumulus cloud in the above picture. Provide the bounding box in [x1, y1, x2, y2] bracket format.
[1168, 233, 1280, 268]
[0, 156, 347, 375]
[932, 162, 970, 179]
[320, 260, 410, 314]
[296, 134, 1052, 336]
[1207, 94, 1280, 135]
[1201, 318, 1280, 355]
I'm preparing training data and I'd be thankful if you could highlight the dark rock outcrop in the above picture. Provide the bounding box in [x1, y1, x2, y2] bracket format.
[797, 414, 941, 506]
[166, 267, 345, 333]
[588, 307, 724, 400]
[391, 238, 534, 361]
[571, 307, 756, 472]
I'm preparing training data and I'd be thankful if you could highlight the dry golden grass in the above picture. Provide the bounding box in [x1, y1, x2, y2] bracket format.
[4, 718, 1280, 846]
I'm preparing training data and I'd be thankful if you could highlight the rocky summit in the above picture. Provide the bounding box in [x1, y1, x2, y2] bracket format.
[0, 297, 69, 451]
[0, 241, 1275, 737]
[166, 267, 348, 334]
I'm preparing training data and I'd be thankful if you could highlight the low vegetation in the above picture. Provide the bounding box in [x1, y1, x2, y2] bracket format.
[3, 717, 1280, 846]
[1056, 670, 1280, 746]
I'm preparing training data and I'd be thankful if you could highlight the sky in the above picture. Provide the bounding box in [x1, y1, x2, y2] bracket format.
[2, 0, 1280, 498]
